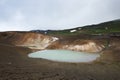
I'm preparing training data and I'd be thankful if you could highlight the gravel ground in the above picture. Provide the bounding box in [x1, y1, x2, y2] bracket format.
[0, 45, 120, 80]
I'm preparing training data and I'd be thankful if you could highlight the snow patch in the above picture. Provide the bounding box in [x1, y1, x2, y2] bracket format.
[52, 37, 59, 42]
[78, 28, 82, 30]
[70, 29, 77, 33]
[44, 32, 47, 34]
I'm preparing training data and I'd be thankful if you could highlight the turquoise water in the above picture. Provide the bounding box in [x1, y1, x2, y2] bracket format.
[28, 50, 100, 63]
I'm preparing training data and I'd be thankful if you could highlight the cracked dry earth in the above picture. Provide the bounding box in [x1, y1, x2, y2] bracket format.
[0, 44, 120, 80]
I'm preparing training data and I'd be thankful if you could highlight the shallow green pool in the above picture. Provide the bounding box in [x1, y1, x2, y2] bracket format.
[28, 50, 100, 63]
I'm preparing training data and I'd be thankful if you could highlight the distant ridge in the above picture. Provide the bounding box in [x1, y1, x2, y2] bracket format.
[30, 19, 120, 35]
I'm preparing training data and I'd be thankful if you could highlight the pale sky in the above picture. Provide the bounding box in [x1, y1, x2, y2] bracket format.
[0, 0, 120, 31]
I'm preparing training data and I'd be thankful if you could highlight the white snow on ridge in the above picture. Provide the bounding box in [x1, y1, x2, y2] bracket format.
[78, 28, 81, 30]
[70, 29, 77, 33]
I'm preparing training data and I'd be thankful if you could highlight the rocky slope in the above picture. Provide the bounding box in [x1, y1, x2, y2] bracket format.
[0, 31, 59, 50]
[0, 31, 106, 53]
[47, 40, 105, 53]
[1, 20, 120, 53]
[0, 31, 120, 63]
